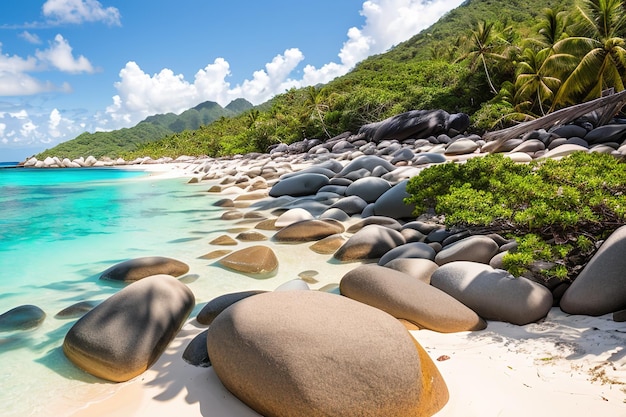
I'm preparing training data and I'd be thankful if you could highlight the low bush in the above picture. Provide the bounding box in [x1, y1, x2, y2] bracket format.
[405, 152, 626, 281]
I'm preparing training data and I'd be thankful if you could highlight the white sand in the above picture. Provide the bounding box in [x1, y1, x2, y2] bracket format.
[55, 308, 626, 417]
[48, 161, 626, 417]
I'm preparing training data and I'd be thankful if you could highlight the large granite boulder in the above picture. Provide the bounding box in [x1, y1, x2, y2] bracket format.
[63, 275, 195, 382]
[340, 264, 486, 332]
[378, 242, 437, 265]
[99, 256, 189, 282]
[372, 180, 416, 219]
[334, 224, 406, 262]
[431, 262, 553, 325]
[358, 109, 450, 142]
[273, 219, 345, 243]
[560, 225, 626, 315]
[345, 177, 392, 203]
[218, 246, 279, 275]
[269, 173, 330, 197]
[207, 290, 449, 417]
[434, 235, 499, 265]
[0, 305, 46, 331]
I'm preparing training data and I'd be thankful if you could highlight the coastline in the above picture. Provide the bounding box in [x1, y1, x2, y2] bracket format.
[45, 155, 626, 417]
[14, 132, 626, 416]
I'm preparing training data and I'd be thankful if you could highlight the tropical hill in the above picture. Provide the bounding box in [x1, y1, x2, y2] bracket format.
[42, 0, 626, 160]
[35, 98, 253, 159]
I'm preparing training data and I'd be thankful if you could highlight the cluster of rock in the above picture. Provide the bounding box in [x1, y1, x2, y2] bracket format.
[6, 108, 626, 416]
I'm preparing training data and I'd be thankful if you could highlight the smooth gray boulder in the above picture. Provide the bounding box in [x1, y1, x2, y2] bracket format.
[345, 177, 392, 203]
[197, 290, 266, 325]
[269, 173, 330, 197]
[435, 235, 499, 265]
[431, 261, 553, 325]
[334, 225, 405, 262]
[0, 305, 46, 331]
[560, 225, 626, 315]
[373, 179, 416, 219]
[335, 155, 396, 178]
[328, 195, 368, 215]
[99, 256, 189, 282]
[207, 290, 449, 417]
[340, 264, 486, 332]
[378, 242, 437, 265]
[182, 329, 211, 367]
[63, 275, 195, 382]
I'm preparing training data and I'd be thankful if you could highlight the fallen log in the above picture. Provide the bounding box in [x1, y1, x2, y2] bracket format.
[483, 89, 626, 151]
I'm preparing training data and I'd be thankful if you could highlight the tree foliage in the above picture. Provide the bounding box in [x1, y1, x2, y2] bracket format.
[405, 152, 626, 281]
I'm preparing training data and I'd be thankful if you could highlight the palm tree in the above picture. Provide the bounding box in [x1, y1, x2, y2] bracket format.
[304, 85, 332, 138]
[457, 20, 508, 95]
[533, 8, 570, 50]
[515, 48, 576, 116]
[551, 0, 626, 108]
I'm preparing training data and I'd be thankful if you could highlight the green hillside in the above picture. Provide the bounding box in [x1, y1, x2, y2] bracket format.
[36, 98, 252, 159]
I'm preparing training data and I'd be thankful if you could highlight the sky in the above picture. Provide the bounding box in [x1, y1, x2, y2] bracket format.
[0, 0, 465, 161]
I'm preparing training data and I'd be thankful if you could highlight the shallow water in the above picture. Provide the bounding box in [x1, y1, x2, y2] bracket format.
[0, 167, 354, 416]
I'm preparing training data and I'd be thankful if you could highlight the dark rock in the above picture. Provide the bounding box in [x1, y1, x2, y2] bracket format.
[197, 290, 266, 325]
[584, 124, 626, 145]
[372, 179, 416, 219]
[345, 177, 392, 203]
[0, 305, 46, 331]
[328, 195, 368, 215]
[269, 173, 330, 197]
[182, 329, 211, 367]
[55, 301, 99, 319]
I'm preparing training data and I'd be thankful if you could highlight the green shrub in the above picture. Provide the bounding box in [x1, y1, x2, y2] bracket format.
[405, 152, 626, 281]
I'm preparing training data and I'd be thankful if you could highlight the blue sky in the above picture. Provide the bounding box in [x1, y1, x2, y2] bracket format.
[0, 0, 464, 161]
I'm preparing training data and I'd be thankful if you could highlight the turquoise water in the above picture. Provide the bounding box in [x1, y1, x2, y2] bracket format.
[0, 168, 236, 416]
[0, 167, 354, 416]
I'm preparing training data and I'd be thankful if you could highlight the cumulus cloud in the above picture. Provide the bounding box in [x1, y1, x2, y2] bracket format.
[42, 0, 121, 26]
[36, 34, 95, 73]
[106, 48, 304, 126]
[103, 0, 463, 128]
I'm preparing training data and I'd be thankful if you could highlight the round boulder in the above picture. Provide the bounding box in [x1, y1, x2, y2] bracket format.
[269, 173, 330, 197]
[340, 264, 486, 332]
[435, 235, 499, 266]
[273, 219, 345, 242]
[431, 261, 553, 325]
[63, 275, 195, 382]
[560, 225, 626, 315]
[0, 305, 46, 331]
[99, 256, 189, 282]
[378, 242, 437, 265]
[372, 180, 416, 219]
[197, 290, 266, 325]
[218, 245, 279, 275]
[207, 290, 449, 417]
[334, 224, 405, 262]
[345, 177, 392, 203]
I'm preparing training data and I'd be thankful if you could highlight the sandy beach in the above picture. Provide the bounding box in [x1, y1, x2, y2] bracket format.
[29, 155, 622, 417]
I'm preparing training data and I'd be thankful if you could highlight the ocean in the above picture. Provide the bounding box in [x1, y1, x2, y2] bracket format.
[0, 166, 356, 416]
[0, 167, 241, 416]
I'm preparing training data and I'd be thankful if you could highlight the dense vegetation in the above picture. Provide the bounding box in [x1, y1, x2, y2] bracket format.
[36, 0, 626, 160]
[405, 152, 626, 281]
[118, 0, 626, 159]
[36, 99, 252, 159]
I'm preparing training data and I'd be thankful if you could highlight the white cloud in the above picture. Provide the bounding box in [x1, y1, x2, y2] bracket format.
[103, 1, 463, 128]
[42, 0, 121, 26]
[20, 31, 42, 44]
[36, 34, 95, 73]
[106, 48, 304, 126]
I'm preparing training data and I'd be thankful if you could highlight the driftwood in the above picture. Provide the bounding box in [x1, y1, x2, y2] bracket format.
[483, 89, 626, 148]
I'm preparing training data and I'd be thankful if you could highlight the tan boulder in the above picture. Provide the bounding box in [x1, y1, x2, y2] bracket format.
[218, 245, 279, 275]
